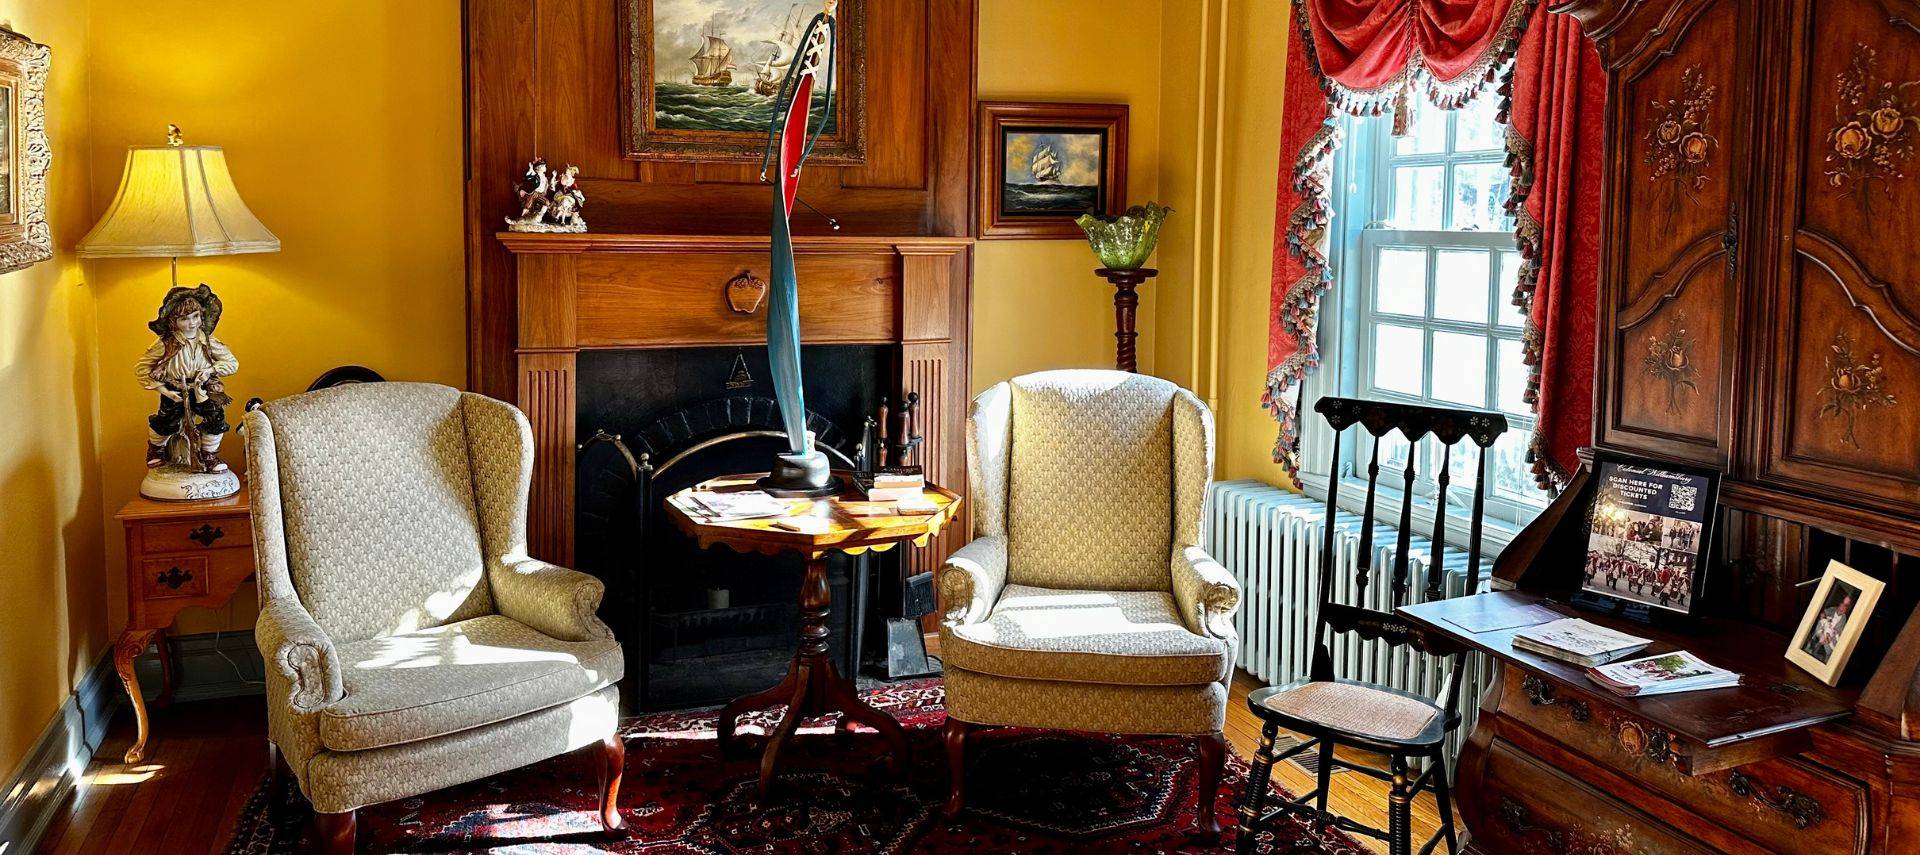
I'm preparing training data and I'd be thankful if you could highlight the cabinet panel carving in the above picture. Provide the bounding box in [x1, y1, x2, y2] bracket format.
[1761, 2, 1920, 514]
[1599, 0, 1748, 464]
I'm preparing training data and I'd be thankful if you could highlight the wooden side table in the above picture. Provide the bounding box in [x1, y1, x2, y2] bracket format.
[114, 485, 254, 763]
[664, 473, 961, 796]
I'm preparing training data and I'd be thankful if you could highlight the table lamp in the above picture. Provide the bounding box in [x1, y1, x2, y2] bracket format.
[79, 125, 279, 501]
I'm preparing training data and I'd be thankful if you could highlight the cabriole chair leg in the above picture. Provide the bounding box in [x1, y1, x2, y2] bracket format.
[598, 733, 628, 834]
[1196, 730, 1227, 834]
[942, 716, 971, 819]
[313, 809, 356, 855]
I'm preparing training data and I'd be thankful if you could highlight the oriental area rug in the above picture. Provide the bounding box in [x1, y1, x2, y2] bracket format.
[224, 679, 1363, 854]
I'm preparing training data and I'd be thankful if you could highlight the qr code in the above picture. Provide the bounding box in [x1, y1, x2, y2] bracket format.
[1669, 485, 1697, 513]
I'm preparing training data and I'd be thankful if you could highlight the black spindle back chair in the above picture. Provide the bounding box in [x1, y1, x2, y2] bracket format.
[1234, 397, 1506, 855]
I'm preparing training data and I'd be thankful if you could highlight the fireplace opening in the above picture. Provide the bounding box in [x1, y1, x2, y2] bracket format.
[575, 345, 892, 711]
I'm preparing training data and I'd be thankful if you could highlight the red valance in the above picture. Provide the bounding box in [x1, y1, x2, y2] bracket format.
[1300, 0, 1534, 111]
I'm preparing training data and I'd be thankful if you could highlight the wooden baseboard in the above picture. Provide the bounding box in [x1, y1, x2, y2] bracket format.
[0, 650, 119, 853]
[0, 630, 264, 853]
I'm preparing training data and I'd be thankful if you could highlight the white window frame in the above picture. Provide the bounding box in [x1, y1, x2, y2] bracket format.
[1295, 94, 1546, 556]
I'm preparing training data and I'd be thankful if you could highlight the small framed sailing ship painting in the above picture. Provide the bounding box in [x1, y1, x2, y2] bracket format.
[621, 0, 868, 164]
[977, 101, 1128, 239]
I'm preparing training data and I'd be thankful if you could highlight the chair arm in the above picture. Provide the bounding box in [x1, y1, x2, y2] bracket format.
[491, 558, 614, 643]
[1172, 545, 1241, 642]
[938, 535, 1008, 625]
[255, 597, 342, 715]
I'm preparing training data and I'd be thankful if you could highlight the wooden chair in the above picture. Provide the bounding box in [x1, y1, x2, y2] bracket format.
[1234, 397, 1506, 855]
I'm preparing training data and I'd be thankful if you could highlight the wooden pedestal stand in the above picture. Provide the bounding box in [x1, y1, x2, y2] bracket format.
[1095, 267, 1156, 372]
[664, 473, 963, 797]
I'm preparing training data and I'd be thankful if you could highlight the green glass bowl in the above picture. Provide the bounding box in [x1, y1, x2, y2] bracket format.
[1076, 203, 1171, 270]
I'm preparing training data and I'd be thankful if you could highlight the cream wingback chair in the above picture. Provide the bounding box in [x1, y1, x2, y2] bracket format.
[248, 383, 625, 853]
[937, 369, 1241, 833]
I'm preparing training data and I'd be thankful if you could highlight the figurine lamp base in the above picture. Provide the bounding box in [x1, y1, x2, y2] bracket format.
[140, 465, 241, 502]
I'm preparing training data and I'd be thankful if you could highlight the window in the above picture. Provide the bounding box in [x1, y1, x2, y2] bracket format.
[1302, 86, 1546, 543]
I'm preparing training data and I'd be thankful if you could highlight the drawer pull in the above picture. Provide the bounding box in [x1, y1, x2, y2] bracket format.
[1498, 797, 1568, 853]
[1617, 720, 1681, 766]
[1522, 674, 1590, 721]
[1727, 770, 1825, 829]
[156, 566, 194, 590]
[188, 524, 225, 547]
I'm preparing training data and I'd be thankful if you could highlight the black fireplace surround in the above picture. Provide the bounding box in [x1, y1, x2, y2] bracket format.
[573, 345, 892, 711]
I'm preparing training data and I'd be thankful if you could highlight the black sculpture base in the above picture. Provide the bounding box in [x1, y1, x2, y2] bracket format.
[758, 449, 842, 498]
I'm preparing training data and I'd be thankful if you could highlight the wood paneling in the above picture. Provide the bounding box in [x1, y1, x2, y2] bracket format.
[466, 0, 978, 401]
[574, 252, 899, 347]
[504, 233, 969, 567]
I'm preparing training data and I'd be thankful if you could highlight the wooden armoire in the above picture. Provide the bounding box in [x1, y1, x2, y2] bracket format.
[1462, 0, 1920, 851]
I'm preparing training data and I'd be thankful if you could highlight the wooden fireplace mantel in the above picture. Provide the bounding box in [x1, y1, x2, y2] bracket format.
[500, 230, 974, 568]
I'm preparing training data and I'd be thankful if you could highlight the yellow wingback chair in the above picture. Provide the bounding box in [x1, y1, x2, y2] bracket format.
[936, 369, 1241, 833]
[247, 382, 625, 853]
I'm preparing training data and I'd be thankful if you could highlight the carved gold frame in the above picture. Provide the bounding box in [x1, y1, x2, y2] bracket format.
[0, 28, 49, 274]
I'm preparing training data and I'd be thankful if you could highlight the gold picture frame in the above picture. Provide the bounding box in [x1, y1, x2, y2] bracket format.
[620, 0, 868, 164]
[0, 27, 50, 274]
[1786, 559, 1885, 686]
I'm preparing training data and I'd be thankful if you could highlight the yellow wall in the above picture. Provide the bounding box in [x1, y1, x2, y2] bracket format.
[972, 0, 1163, 394]
[84, 1, 466, 634]
[1154, 0, 1293, 488]
[1214, 1, 1292, 487]
[0, 0, 104, 784]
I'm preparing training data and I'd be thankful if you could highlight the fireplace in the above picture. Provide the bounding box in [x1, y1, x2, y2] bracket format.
[575, 345, 892, 710]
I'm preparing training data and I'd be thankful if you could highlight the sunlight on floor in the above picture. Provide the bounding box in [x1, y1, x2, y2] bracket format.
[85, 764, 162, 787]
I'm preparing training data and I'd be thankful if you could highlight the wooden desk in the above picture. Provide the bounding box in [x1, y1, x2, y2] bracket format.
[1401, 591, 1875, 854]
[114, 487, 254, 763]
[664, 473, 961, 796]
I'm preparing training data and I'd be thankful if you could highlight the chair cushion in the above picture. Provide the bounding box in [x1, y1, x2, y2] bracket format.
[942, 584, 1229, 686]
[1259, 680, 1443, 744]
[319, 615, 623, 752]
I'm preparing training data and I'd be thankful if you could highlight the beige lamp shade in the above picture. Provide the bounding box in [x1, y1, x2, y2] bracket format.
[77, 144, 279, 258]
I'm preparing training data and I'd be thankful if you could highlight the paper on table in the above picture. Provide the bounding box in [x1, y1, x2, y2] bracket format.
[1444, 600, 1564, 634]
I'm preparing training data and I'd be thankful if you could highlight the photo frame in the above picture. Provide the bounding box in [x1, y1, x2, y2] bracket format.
[0, 27, 50, 274]
[1573, 449, 1722, 618]
[1787, 559, 1885, 686]
[977, 101, 1127, 240]
[620, 0, 868, 164]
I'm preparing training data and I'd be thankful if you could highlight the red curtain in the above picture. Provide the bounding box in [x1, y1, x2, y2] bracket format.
[1305, 0, 1535, 108]
[1502, 4, 1604, 487]
[1264, 0, 1534, 481]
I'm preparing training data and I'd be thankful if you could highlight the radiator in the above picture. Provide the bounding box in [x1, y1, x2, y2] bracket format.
[1208, 479, 1491, 762]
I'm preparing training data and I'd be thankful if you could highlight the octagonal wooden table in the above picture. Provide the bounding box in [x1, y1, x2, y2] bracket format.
[664, 472, 962, 796]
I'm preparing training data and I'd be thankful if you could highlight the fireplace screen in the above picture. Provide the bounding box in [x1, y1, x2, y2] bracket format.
[575, 346, 890, 711]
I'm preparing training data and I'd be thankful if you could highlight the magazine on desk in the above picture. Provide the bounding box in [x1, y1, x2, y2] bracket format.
[1586, 650, 1740, 697]
[1511, 617, 1653, 666]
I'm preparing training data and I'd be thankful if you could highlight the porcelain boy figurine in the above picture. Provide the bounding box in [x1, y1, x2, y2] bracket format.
[137, 284, 238, 474]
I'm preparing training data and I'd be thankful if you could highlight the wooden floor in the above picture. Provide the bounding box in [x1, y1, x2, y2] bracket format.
[35, 673, 1449, 853]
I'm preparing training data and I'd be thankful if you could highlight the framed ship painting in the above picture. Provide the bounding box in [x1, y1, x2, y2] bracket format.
[0, 27, 50, 274]
[622, 0, 868, 164]
[977, 101, 1128, 239]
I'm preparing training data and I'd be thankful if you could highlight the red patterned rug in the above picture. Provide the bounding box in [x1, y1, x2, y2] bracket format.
[224, 679, 1363, 853]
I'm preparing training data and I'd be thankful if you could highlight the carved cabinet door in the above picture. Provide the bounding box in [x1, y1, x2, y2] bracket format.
[1593, 0, 1759, 468]
[1756, 0, 1920, 513]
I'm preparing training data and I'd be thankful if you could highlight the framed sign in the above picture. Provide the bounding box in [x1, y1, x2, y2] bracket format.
[977, 101, 1128, 239]
[1786, 559, 1884, 686]
[621, 0, 867, 164]
[1576, 450, 1721, 616]
[0, 27, 50, 274]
